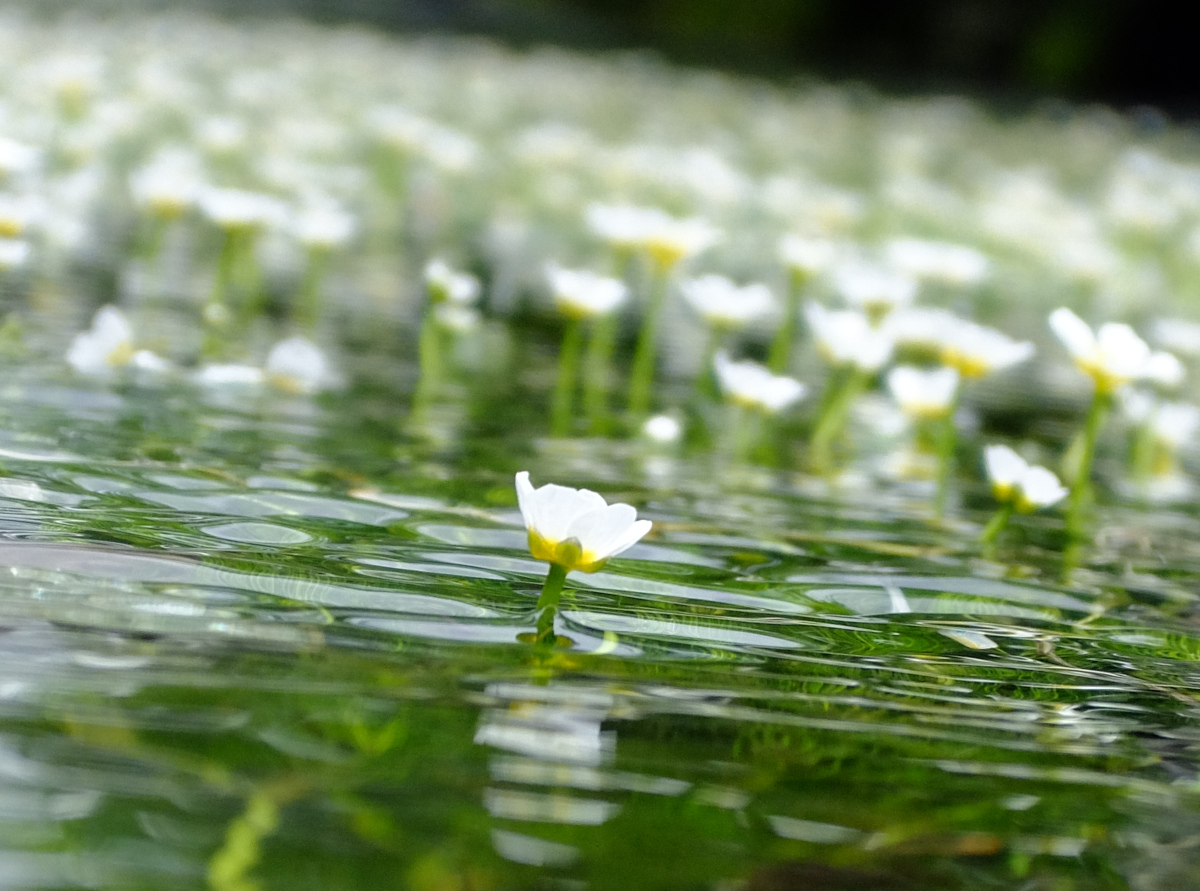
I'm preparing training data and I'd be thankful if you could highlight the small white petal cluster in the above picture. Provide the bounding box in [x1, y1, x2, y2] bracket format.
[642, 414, 682, 444]
[584, 203, 662, 250]
[545, 264, 627, 319]
[199, 187, 287, 231]
[641, 213, 720, 268]
[941, 320, 1035, 378]
[984, 445, 1068, 511]
[713, 352, 807, 414]
[884, 238, 990, 286]
[265, 336, 338, 394]
[805, 303, 894, 372]
[833, 263, 916, 316]
[680, 275, 774, 330]
[778, 234, 837, 277]
[130, 150, 203, 219]
[66, 306, 165, 376]
[292, 202, 356, 250]
[886, 365, 960, 419]
[515, 471, 652, 573]
[1049, 308, 1161, 392]
[424, 258, 480, 306]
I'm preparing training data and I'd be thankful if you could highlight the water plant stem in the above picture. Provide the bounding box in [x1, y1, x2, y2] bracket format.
[695, 326, 725, 402]
[294, 248, 330, 331]
[979, 502, 1015, 545]
[412, 308, 444, 418]
[536, 563, 568, 644]
[552, 316, 584, 437]
[1066, 389, 1110, 538]
[934, 382, 963, 516]
[202, 229, 240, 359]
[767, 271, 803, 374]
[627, 267, 670, 419]
[584, 314, 618, 434]
[810, 367, 867, 474]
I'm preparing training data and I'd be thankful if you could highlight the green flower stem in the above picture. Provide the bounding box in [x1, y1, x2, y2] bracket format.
[810, 366, 868, 474]
[412, 307, 444, 415]
[934, 380, 963, 516]
[1066, 389, 1111, 538]
[584, 313, 618, 434]
[979, 502, 1015, 546]
[536, 562, 569, 644]
[202, 229, 241, 359]
[552, 315, 585, 437]
[294, 247, 330, 331]
[627, 266, 670, 419]
[694, 325, 725, 402]
[730, 403, 760, 463]
[1129, 418, 1159, 482]
[768, 270, 804, 374]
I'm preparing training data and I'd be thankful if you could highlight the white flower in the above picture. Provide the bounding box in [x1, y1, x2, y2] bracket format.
[805, 303, 895, 372]
[940, 321, 1035, 378]
[886, 365, 960, 419]
[680, 275, 774, 329]
[642, 414, 682, 443]
[0, 193, 45, 238]
[713, 352, 807, 413]
[832, 263, 916, 316]
[983, 445, 1067, 511]
[0, 238, 31, 270]
[584, 203, 662, 250]
[884, 238, 989, 286]
[265, 337, 337, 394]
[0, 137, 40, 178]
[1151, 317, 1200, 357]
[1143, 350, 1185, 388]
[434, 303, 480, 332]
[199, 187, 286, 231]
[1049, 307, 1152, 392]
[545, 264, 627, 318]
[778, 234, 837, 276]
[515, 471, 652, 573]
[130, 153, 202, 219]
[194, 364, 265, 387]
[1151, 402, 1200, 450]
[641, 213, 720, 269]
[292, 202, 356, 250]
[424, 258, 480, 305]
[884, 306, 963, 351]
[66, 306, 135, 375]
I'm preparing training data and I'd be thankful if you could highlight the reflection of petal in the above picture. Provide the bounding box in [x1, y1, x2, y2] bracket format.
[484, 788, 620, 825]
[491, 830, 579, 867]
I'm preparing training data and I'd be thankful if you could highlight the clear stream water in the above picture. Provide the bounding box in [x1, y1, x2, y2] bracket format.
[4, 306, 1200, 891]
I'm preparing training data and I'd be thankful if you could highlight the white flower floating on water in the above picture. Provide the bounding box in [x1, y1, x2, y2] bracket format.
[265, 336, 338, 394]
[886, 365, 960, 419]
[66, 306, 167, 376]
[515, 471, 652, 575]
[681, 275, 774, 330]
[714, 352, 807, 414]
[545, 264, 627, 319]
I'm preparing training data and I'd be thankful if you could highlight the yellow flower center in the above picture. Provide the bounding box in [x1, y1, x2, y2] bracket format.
[528, 530, 608, 573]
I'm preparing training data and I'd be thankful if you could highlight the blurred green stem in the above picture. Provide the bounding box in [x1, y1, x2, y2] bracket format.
[979, 502, 1014, 546]
[552, 316, 584, 437]
[584, 313, 618, 434]
[294, 247, 330, 331]
[934, 381, 963, 516]
[768, 270, 804, 374]
[201, 229, 240, 359]
[627, 266, 670, 419]
[810, 366, 867, 474]
[1066, 389, 1110, 538]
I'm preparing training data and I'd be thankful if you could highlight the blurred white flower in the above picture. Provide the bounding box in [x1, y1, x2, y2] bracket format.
[424, 258, 480, 305]
[194, 364, 265, 387]
[714, 352, 807, 413]
[585, 203, 661, 250]
[1151, 317, 1200, 357]
[983, 445, 1067, 511]
[546, 264, 627, 319]
[884, 237, 989, 286]
[778, 234, 837, 277]
[886, 365, 960, 419]
[199, 187, 286, 231]
[940, 321, 1035, 378]
[833, 263, 916, 316]
[434, 303, 480, 332]
[1142, 350, 1185, 388]
[0, 238, 31, 270]
[265, 336, 337, 394]
[515, 471, 652, 573]
[0, 193, 45, 239]
[641, 213, 720, 269]
[130, 152, 203, 219]
[805, 303, 895, 372]
[0, 137, 39, 179]
[66, 306, 134, 375]
[680, 275, 774, 330]
[1049, 307, 1153, 392]
[292, 202, 356, 250]
[1151, 402, 1200, 450]
[642, 414, 682, 444]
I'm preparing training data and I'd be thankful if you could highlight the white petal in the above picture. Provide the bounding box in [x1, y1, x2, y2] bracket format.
[1048, 307, 1095, 361]
[1018, 466, 1068, 508]
[566, 503, 640, 559]
[984, 445, 1027, 486]
[528, 482, 607, 542]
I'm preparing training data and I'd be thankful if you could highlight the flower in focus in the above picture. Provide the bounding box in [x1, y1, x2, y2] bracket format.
[713, 352, 807, 414]
[424, 258, 480, 306]
[545, 264, 627, 319]
[265, 336, 337, 394]
[680, 275, 774, 330]
[886, 365, 960, 419]
[805, 303, 895, 372]
[1049, 307, 1153, 393]
[515, 471, 652, 573]
[984, 445, 1068, 511]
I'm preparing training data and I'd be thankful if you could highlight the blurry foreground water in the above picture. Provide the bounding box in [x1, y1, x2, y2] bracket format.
[5, 6, 1200, 891]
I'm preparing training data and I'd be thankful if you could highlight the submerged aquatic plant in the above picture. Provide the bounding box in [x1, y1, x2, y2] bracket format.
[515, 471, 651, 642]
